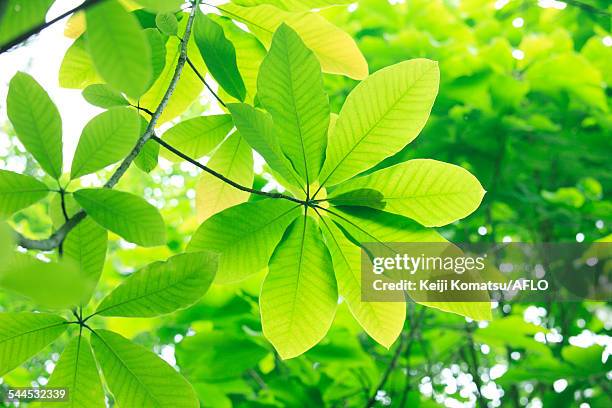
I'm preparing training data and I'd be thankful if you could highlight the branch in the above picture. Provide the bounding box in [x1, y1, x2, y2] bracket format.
[0, 0, 106, 55]
[186, 57, 227, 108]
[151, 135, 304, 205]
[13, 0, 201, 251]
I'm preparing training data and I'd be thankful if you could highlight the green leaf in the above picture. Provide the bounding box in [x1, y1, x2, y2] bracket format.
[228, 103, 302, 189]
[134, 139, 160, 173]
[221, 3, 368, 79]
[215, 15, 266, 104]
[95, 252, 217, 317]
[59, 36, 101, 89]
[196, 132, 254, 221]
[44, 336, 105, 408]
[188, 199, 301, 283]
[91, 329, 199, 408]
[0, 169, 49, 219]
[144, 28, 167, 88]
[139, 26, 204, 125]
[7, 72, 63, 179]
[194, 12, 246, 101]
[176, 331, 269, 381]
[0, 253, 88, 309]
[0, 222, 13, 262]
[329, 159, 485, 227]
[0, 0, 54, 45]
[0, 312, 67, 376]
[73, 188, 166, 247]
[71, 107, 141, 179]
[231, 0, 351, 10]
[318, 59, 440, 188]
[319, 217, 404, 348]
[258, 24, 329, 186]
[155, 12, 178, 36]
[82, 84, 129, 108]
[85, 0, 152, 98]
[260, 215, 337, 359]
[63, 218, 108, 305]
[160, 115, 232, 162]
[134, 0, 184, 12]
[330, 207, 492, 321]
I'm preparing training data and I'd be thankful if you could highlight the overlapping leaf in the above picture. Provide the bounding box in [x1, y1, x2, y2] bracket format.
[160, 115, 232, 162]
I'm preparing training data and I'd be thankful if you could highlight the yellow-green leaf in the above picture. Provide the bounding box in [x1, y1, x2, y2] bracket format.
[0, 170, 49, 219]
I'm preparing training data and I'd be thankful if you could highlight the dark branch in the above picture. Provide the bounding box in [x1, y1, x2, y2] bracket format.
[186, 57, 228, 108]
[0, 0, 106, 55]
[151, 135, 305, 205]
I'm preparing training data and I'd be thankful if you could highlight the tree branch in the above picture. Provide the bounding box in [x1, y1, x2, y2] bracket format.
[12, 0, 201, 251]
[0, 0, 106, 55]
[151, 135, 304, 205]
[186, 56, 227, 108]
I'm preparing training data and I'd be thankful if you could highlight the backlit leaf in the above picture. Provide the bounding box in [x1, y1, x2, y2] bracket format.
[86, 0, 152, 98]
[318, 59, 439, 187]
[0, 0, 54, 46]
[91, 329, 199, 408]
[196, 132, 254, 221]
[95, 252, 217, 317]
[260, 215, 337, 359]
[0, 313, 67, 376]
[155, 12, 178, 36]
[71, 107, 141, 179]
[59, 36, 101, 89]
[0, 170, 49, 219]
[82, 84, 129, 108]
[188, 199, 301, 283]
[7, 72, 63, 179]
[74, 188, 166, 247]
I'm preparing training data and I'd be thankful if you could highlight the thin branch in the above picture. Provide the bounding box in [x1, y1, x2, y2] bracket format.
[186, 56, 228, 108]
[12, 0, 202, 251]
[0, 0, 106, 55]
[464, 323, 488, 408]
[151, 135, 305, 205]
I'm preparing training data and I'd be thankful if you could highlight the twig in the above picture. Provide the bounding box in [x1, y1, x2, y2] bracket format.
[12, 0, 202, 251]
[186, 56, 227, 108]
[151, 135, 304, 205]
[464, 323, 487, 408]
[0, 0, 106, 55]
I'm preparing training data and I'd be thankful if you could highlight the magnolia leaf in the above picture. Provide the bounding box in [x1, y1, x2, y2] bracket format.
[196, 132, 254, 221]
[0, 253, 88, 309]
[261, 215, 337, 359]
[73, 188, 166, 247]
[318, 59, 440, 188]
[331, 207, 492, 321]
[188, 199, 301, 283]
[221, 3, 367, 79]
[215, 15, 266, 103]
[0, 313, 67, 376]
[194, 12, 246, 101]
[160, 115, 232, 162]
[0, 0, 53, 45]
[95, 252, 217, 317]
[155, 12, 178, 36]
[44, 336, 105, 408]
[82, 84, 129, 108]
[7, 72, 63, 179]
[59, 36, 101, 89]
[86, 0, 152, 98]
[228, 103, 303, 189]
[71, 107, 141, 179]
[144, 28, 167, 88]
[258, 24, 329, 186]
[134, 139, 160, 173]
[330, 159, 485, 227]
[63, 218, 108, 305]
[139, 28, 204, 125]
[0, 170, 49, 219]
[91, 329, 199, 408]
[319, 216, 404, 348]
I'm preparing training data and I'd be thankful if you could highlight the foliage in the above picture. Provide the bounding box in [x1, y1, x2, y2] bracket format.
[0, 0, 610, 407]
